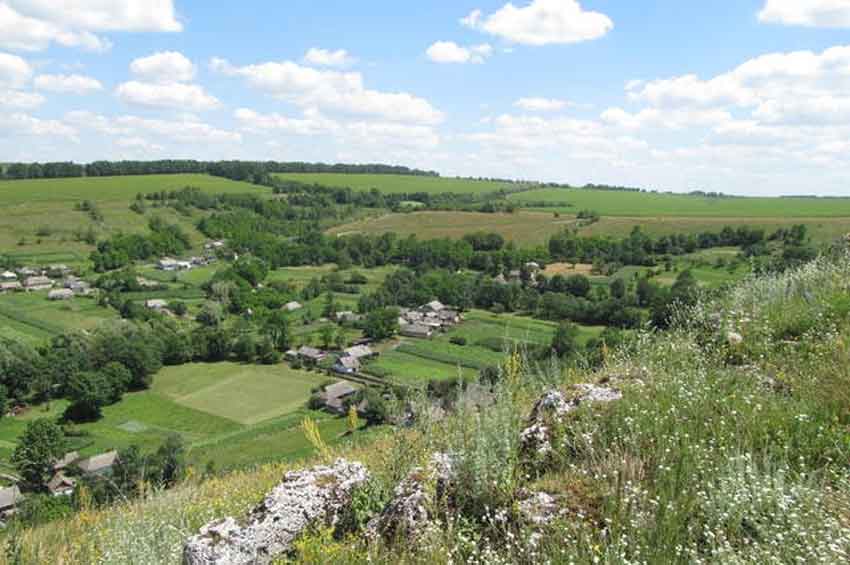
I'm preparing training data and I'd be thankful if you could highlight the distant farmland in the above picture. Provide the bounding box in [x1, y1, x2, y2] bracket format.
[510, 187, 850, 217]
[0, 174, 263, 255]
[273, 173, 517, 194]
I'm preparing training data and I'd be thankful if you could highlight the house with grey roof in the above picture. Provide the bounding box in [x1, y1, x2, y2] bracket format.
[0, 281, 22, 293]
[400, 323, 434, 339]
[48, 288, 74, 301]
[0, 486, 22, 517]
[319, 382, 359, 414]
[333, 356, 361, 375]
[53, 451, 80, 472]
[344, 345, 375, 360]
[282, 301, 303, 312]
[48, 473, 77, 497]
[76, 451, 119, 477]
[297, 346, 327, 364]
[24, 275, 53, 291]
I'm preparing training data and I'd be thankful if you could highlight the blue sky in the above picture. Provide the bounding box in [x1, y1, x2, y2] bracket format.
[1, 0, 850, 195]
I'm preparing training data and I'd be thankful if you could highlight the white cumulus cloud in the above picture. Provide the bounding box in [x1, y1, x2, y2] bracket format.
[116, 81, 220, 111]
[758, 0, 850, 28]
[211, 57, 443, 125]
[130, 51, 195, 82]
[426, 41, 492, 64]
[304, 48, 356, 67]
[0, 1, 181, 52]
[34, 73, 102, 94]
[514, 97, 571, 111]
[0, 51, 32, 87]
[0, 88, 43, 108]
[461, 0, 613, 46]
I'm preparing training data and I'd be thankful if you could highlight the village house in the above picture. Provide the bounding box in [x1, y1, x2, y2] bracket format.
[293, 346, 327, 364]
[145, 299, 169, 310]
[333, 355, 361, 375]
[47, 264, 71, 278]
[16, 267, 39, 277]
[282, 301, 303, 312]
[48, 288, 74, 301]
[136, 277, 160, 288]
[318, 382, 359, 414]
[47, 473, 77, 497]
[157, 258, 192, 272]
[0, 271, 16, 281]
[400, 323, 434, 339]
[0, 281, 22, 293]
[344, 345, 375, 360]
[68, 280, 93, 296]
[76, 451, 119, 477]
[423, 300, 445, 313]
[53, 451, 80, 472]
[24, 275, 54, 291]
[204, 240, 226, 250]
[0, 486, 22, 519]
[335, 311, 361, 323]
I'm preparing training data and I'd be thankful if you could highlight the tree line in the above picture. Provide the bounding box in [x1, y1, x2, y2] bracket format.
[0, 160, 439, 180]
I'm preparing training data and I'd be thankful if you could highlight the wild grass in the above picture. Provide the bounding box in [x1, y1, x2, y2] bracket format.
[3, 252, 850, 564]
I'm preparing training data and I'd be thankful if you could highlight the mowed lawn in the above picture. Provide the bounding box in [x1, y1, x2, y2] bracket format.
[511, 187, 850, 218]
[274, 173, 514, 194]
[0, 174, 265, 254]
[153, 362, 322, 425]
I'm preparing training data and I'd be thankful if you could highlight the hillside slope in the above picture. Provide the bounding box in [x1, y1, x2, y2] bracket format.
[3, 249, 850, 564]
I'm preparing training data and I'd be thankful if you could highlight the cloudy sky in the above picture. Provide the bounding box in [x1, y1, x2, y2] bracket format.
[1, 0, 850, 195]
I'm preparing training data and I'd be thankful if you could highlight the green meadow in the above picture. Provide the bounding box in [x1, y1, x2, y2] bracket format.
[0, 174, 264, 256]
[510, 187, 850, 217]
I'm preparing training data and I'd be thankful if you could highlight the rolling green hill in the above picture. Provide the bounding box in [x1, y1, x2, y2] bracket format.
[510, 187, 850, 217]
[273, 173, 516, 194]
[0, 174, 265, 258]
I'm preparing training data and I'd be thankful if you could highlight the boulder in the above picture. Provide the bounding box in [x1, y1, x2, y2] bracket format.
[520, 385, 622, 458]
[367, 453, 455, 543]
[183, 459, 369, 565]
[518, 491, 564, 526]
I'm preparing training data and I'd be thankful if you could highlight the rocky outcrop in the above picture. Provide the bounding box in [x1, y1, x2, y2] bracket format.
[366, 453, 455, 543]
[518, 490, 565, 526]
[183, 459, 369, 565]
[521, 385, 622, 457]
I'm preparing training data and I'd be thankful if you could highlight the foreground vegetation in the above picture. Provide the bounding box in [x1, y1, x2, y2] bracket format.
[4, 247, 849, 564]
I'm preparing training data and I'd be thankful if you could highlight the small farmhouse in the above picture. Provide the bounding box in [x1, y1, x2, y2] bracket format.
[0, 281, 22, 293]
[48, 289, 74, 301]
[24, 276, 54, 291]
[296, 346, 327, 364]
[76, 451, 119, 477]
[333, 355, 361, 375]
[0, 271, 16, 281]
[344, 345, 375, 360]
[53, 451, 80, 472]
[282, 301, 303, 312]
[318, 382, 359, 414]
[0, 486, 22, 518]
[400, 323, 434, 339]
[146, 299, 169, 310]
[47, 473, 77, 497]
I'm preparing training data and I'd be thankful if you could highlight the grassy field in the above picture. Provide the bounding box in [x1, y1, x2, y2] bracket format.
[0, 360, 360, 474]
[153, 362, 323, 426]
[0, 291, 117, 345]
[365, 310, 604, 386]
[274, 173, 516, 194]
[328, 211, 573, 245]
[328, 210, 850, 246]
[0, 174, 264, 257]
[511, 187, 850, 217]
